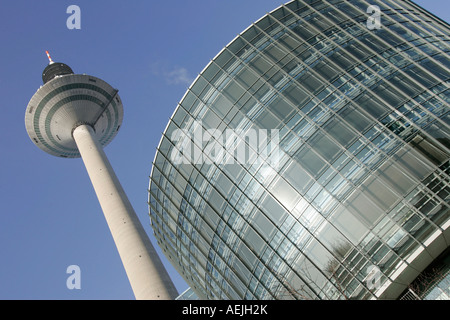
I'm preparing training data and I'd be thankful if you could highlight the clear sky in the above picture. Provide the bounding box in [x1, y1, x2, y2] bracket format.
[0, 0, 448, 300]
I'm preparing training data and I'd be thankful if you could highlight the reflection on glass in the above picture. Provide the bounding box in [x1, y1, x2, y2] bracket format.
[149, 0, 450, 300]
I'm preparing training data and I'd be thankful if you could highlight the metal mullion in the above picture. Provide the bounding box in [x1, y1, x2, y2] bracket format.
[290, 7, 450, 255]
[304, 0, 450, 151]
[198, 52, 286, 172]
[151, 157, 243, 300]
[150, 163, 206, 253]
[241, 22, 352, 172]
[152, 1, 450, 298]
[275, 2, 447, 282]
[332, 0, 450, 137]
[157, 122, 300, 300]
[198, 39, 358, 296]
[148, 193, 212, 299]
[173, 88, 245, 178]
[261, 7, 415, 209]
[387, 0, 450, 41]
[254, 10, 395, 164]
[199, 41, 366, 300]
[239, 22, 374, 224]
[321, 2, 450, 212]
[148, 187, 206, 288]
[207, 47, 288, 171]
[356, 0, 450, 114]
[379, 1, 450, 46]
[281, 2, 450, 218]
[147, 197, 186, 261]
[245, 17, 411, 284]
[302, 1, 450, 148]
[164, 103, 290, 247]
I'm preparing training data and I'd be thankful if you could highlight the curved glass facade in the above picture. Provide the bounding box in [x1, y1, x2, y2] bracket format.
[149, 0, 450, 299]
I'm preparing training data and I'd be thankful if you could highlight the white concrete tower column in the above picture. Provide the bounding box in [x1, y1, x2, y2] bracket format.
[72, 124, 178, 300]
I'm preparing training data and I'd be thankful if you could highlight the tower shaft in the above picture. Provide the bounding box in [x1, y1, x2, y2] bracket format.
[72, 124, 178, 300]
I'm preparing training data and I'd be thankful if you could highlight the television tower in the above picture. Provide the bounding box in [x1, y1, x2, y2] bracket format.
[25, 52, 178, 300]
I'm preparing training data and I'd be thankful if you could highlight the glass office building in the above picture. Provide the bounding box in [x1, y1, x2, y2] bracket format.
[149, 0, 450, 299]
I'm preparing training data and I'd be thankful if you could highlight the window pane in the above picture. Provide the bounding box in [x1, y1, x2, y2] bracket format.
[298, 72, 324, 95]
[270, 176, 300, 211]
[284, 84, 310, 107]
[211, 94, 233, 118]
[269, 95, 295, 120]
[255, 110, 280, 129]
[308, 130, 342, 162]
[249, 55, 272, 75]
[294, 145, 327, 178]
[223, 80, 245, 104]
[323, 117, 357, 147]
[339, 106, 373, 133]
[283, 159, 313, 195]
[261, 194, 287, 225]
[236, 67, 258, 88]
[329, 204, 369, 245]
[346, 190, 384, 226]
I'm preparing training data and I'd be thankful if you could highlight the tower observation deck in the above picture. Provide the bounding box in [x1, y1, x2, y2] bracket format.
[25, 52, 178, 300]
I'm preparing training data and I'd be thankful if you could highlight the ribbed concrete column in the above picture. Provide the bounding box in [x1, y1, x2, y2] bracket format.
[72, 124, 178, 300]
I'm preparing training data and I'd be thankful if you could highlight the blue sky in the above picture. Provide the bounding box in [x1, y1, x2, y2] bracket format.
[0, 0, 448, 299]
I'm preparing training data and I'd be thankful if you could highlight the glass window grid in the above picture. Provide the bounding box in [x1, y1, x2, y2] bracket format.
[151, 166, 243, 289]
[302, 5, 450, 144]
[149, 0, 450, 300]
[230, 5, 448, 296]
[342, 2, 450, 117]
[381, 0, 450, 44]
[155, 137, 310, 298]
[165, 138, 348, 298]
[306, 3, 450, 132]
[280, 3, 448, 198]
[308, 3, 448, 288]
[227, 26, 378, 298]
[253, 17, 400, 202]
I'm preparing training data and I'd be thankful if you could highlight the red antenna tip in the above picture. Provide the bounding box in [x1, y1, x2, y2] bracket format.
[45, 50, 54, 64]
